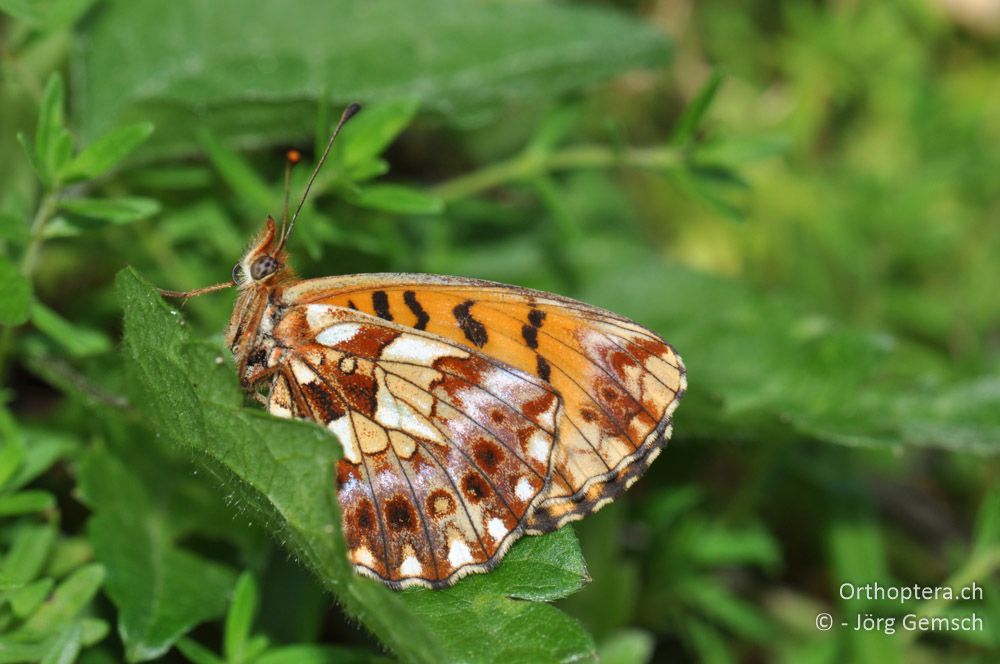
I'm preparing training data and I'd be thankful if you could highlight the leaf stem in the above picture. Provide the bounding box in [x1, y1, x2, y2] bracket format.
[431, 144, 683, 202]
[21, 190, 59, 277]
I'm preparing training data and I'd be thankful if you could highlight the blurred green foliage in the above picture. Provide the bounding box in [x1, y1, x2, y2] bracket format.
[1, 0, 999, 662]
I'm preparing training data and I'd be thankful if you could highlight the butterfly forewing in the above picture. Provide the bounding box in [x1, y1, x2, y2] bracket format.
[263, 304, 560, 588]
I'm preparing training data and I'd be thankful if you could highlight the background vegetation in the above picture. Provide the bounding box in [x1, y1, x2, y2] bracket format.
[1, 0, 999, 662]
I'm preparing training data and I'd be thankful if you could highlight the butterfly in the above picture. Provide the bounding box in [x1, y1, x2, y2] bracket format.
[162, 104, 687, 589]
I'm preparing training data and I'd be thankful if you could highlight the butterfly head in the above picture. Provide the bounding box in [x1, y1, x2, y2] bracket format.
[233, 215, 290, 289]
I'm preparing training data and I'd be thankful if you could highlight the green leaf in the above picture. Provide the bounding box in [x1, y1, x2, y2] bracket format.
[16, 563, 105, 639]
[11, 577, 56, 619]
[0, 254, 32, 325]
[63, 122, 155, 181]
[59, 197, 161, 225]
[196, 129, 274, 213]
[17, 131, 50, 187]
[78, 447, 238, 662]
[350, 184, 444, 215]
[670, 70, 724, 146]
[31, 303, 113, 358]
[40, 622, 83, 664]
[224, 573, 259, 663]
[0, 434, 25, 490]
[0, 490, 56, 516]
[35, 74, 73, 184]
[175, 638, 224, 664]
[595, 629, 654, 664]
[79, 0, 670, 155]
[338, 100, 419, 173]
[1, 524, 56, 586]
[117, 268, 596, 664]
[6, 427, 77, 492]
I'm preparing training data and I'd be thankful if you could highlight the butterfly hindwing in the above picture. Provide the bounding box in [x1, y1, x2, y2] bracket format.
[284, 274, 686, 530]
[264, 304, 560, 588]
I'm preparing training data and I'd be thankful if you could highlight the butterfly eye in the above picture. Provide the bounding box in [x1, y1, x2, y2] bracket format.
[231, 263, 243, 283]
[250, 255, 281, 281]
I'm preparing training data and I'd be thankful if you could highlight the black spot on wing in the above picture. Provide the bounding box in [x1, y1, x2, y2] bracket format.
[372, 291, 393, 321]
[536, 355, 552, 382]
[528, 309, 546, 328]
[521, 324, 539, 349]
[453, 300, 488, 347]
[403, 290, 430, 331]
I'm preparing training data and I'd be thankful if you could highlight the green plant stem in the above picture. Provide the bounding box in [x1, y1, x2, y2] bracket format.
[21, 191, 59, 277]
[431, 144, 683, 202]
[0, 190, 59, 379]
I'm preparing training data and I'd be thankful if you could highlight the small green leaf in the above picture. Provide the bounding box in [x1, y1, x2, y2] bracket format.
[40, 622, 83, 664]
[17, 131, 50, 186]
[339, 100, 419, 172]
[350, 184, 444, 215]
[7, 428, 77, 493]
[31, 303, 113, 357]
[596, 629, 655, 664]
[197, 129, 274, 213]
[17, 563, 105, 638]
[59, 197, 161, 224]
[63, 122, 155, 181]
[1, 524, 56, 586]
[35, 74, 74, 183]
[0, 435, 25, 490]
[176, 638, 225, 664]
[0, 490, 56, 516]
[224, 573, 259, 663]
[670, 70, 724, 146]
[0, 254, 33, 325]
[11, 577, 56, 619]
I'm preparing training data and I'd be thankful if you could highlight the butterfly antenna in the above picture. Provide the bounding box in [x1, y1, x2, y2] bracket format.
[158, 281, 234, 299]
[279, 149, 301, 240]
[276, 102, 362, 252]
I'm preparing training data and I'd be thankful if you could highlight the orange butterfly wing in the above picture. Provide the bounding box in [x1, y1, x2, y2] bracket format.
[284, 274, 687, 532]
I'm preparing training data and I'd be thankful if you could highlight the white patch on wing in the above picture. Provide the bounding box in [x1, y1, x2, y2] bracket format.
[375, 369, 444, 444]
[316, 323, 363, 348]
[515, 476, 534, 501]
[528, 430, 550, 464]
[328, 416, 360, 463]
[381, 334, 467, 363]
[448, 539, 473, 567]
[269, 400, 291, 418]
[488, 517, 509, 540]
[400, 555, 423, 577]
[306, 304, 335, 329]
[353, 547, 375, 567]
[291, 360, 317, 384]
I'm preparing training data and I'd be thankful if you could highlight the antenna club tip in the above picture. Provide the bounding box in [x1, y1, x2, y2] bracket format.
[344, 102, 362, 121]
[286, 148, 302, 164]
